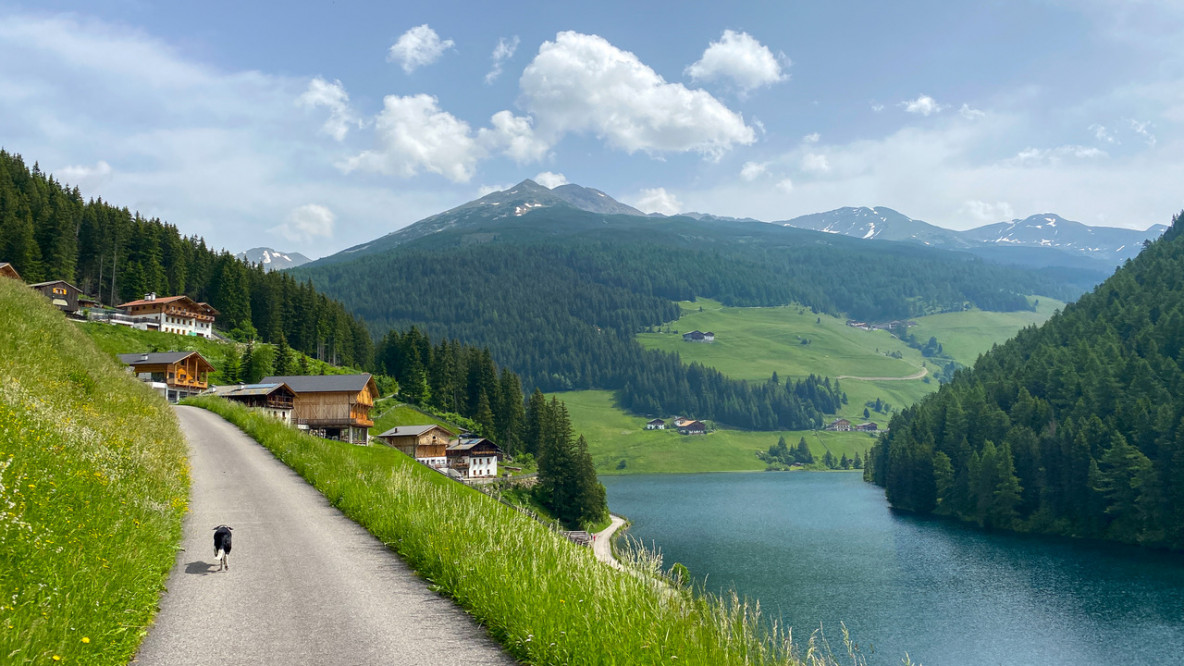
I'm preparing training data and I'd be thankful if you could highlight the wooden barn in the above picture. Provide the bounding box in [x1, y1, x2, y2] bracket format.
[376, 424, 455, 469]
[262, 374, 378, 444]
[118, 351, 215, 403]
[215, 383, 297, 422]
[30, 280, 84, 317]
[0, 262, 21, 281]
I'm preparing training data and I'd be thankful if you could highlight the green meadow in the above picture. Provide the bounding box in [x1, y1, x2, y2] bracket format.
[369, 400, 461, 437]
[905, 296, 1064, 367]
[0, 280, 188, 665]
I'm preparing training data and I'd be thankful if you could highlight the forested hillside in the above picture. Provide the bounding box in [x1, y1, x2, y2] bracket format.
[868, 211, 1184, 549]
[299, 200, 1082, 429]
[0, 150, 372, 367]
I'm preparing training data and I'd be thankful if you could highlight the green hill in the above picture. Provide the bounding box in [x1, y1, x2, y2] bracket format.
[869, 211, 1184, 549]
[0, 278, 188, 664]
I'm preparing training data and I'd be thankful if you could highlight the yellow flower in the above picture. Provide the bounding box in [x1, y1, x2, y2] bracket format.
[53, 657, 61, 662]
[81, 637, 90, 644]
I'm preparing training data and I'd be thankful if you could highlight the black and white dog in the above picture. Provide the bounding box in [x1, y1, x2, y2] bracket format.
[212, 525, 233, 571]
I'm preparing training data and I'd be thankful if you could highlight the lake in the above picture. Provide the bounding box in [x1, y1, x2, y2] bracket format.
[602, 472, 1184, 665]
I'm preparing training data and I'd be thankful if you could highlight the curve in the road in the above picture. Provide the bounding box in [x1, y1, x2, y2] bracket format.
[133, 406, 513, 666]
[836, 366, 928, 382]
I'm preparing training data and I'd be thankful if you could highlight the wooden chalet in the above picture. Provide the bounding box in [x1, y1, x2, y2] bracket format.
[261, 374, 378, 444]
[377, 424, 455, 469]
[826, 418, 853, 432]
[0, 262, 21, 281]
[681, 330, 715, 343]
[215, 383, 296, 422]
[30, 280, 84, 317]
[118, 351, 215, 403]
[645, 418, 666, 430]
[446, 436, 503, 479]
[114, 293, 219, 338]
[854, 422, 878, 432]
[677, 420, 707, 435]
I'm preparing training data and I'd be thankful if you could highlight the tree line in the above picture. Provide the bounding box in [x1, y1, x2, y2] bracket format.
[868, 211, 1184, 550]
[0, 150, 372, 368]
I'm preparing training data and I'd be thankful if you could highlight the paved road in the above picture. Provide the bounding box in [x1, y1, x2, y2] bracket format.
[133, 406, 514, 666]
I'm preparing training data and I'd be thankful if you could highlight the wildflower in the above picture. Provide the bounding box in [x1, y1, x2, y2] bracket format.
[53, 657, 61, 661]
[81, 637, 90, 644]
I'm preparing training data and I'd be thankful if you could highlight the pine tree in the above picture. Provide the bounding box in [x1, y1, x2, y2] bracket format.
[273, 334, 294, 376]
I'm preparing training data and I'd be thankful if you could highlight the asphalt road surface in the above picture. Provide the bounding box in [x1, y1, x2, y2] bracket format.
[133, 406, 514, 665]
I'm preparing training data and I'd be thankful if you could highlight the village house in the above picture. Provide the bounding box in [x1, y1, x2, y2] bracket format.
[112, 293, 219, 338]
[447, 436, 503, 479]
[261, 373, 378, 444]
[855, 422, 878, 432]
[377, 424, 455, 470]
[118, 351, 214, 403]
[645, 418, 666, 430]
[678, 420, 707, 435]
[30, 280, 84, 317]
[825, 418, 853, 432]
[212, 383, 296, 422]
[0, 262, 22, 280]
[681, 330, 715, 343]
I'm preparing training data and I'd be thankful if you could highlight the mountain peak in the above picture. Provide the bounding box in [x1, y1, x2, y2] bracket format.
[236, 247, 312, 271]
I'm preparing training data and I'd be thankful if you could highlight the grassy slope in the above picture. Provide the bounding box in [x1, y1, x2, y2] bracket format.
[0, 280, 188, 664]
[575, 298, 1062, 475]
[187, 397, 819, 666]
[369, 401, 460, 437]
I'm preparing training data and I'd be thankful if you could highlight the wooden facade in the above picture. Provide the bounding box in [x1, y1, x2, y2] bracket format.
[262, 374, 379, 444]
[377, 425, 455, 468]
[118, 351, 215, 403]
[219, 383, 296, 422]
[115, 293, 219, 338]
[30, 280, 83, 316]
[0, 262, 21, 281]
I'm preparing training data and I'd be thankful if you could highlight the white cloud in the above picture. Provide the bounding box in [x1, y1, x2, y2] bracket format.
[1004, 144, 1108, 166]
[630, 187, 682, 215]
[960, 200, 1015, 224]
[959, 104, 986, 120]
[802, 132, 821, 143]
[685, 30, 788, 93]
[477, 110, 550, 163]
[776, 178, 794, 193]
[387, 25, 454, 74]
[297, 77, 359, 141]
[342, 94, 482, 182]
[1129, 118, 1157, 146]
[534, 171, 568, 188]
[520, 31, 756, 158]
[477, 183, 512, 197]
[58, 160, 113, 187]
[1089, 123, 1117, 144]
[484, 36, 520, 84]
[740, 161, 768, 181]
[902, 94, 945, 116]
[800, 153, 830, 173]
[871, 103, 885, 113]
[271, 203, 336, 243]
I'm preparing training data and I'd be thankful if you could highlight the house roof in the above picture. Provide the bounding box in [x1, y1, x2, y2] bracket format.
[29, 279, 82, 291]
[0, 262, 20, 280]
[262, 374, 375, 394]
[447, 437, 502, 453]
[224, 383, 295, 398]
[118, 351, 209, 366]
[647, 418, 665, 424]
[377, 424, 454, 439]
[116, 294, 220, 315]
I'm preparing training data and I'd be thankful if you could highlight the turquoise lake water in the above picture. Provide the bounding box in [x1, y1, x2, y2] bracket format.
[602, 472, 1184, 665]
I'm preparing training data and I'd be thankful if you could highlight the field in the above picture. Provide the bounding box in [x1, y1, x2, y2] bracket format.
[369, 400, 461, 437]
[905, 297, 1064, 367]
[0, 280, 188, 664]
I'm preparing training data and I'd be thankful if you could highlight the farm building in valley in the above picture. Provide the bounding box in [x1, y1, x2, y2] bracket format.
[825, 418, 853, 432]
[677, 420, 707, 435]
[111, 293, 219, 338]
[681, 330, 715, 343]
[645, 418, 666, 430]
[118, 351, 214, 403]
[377, 424, 455, 470]
[30, 280, 84, 317]
[212, 383, 296, 422]
[261, 373, 378, 444]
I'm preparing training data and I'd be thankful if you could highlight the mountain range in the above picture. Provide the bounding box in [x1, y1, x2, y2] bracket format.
[235, 247, 312, 271]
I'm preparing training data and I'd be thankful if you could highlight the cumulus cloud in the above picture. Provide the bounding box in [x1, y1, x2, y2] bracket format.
[534, 171, 568, 188]
[387, 25, 454, 74]
[520, 31, 756, 158]
[58, 159, 113, 186]
[630, 187, 682, 215]
[343, 94, 482, 182]
[902, 94, 945, 116]
[800, 153, 830, 173]
[477, 110, 550, 163]
[959, 104, 986, 120]
[477, 183, 512, 197]
[271, 203, 335, 243]
[740, 161, 768, 181]
[685, 29, 788, 93]
[297, 77, 359, 141]
[960, 200, 1015, 224]
[484, 36, 520, 84]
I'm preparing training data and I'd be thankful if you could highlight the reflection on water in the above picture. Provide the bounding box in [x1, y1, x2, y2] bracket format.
[603, 472, 1184, 666]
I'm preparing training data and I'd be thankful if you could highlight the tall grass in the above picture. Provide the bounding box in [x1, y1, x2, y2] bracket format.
[188, 395, 868, 665]
[0, 280, 188, 664]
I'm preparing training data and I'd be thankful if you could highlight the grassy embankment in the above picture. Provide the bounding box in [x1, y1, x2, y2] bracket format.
[0, 280, 188, 664]
[567, 298, 1061, 475]
[187, 396, 857, 665]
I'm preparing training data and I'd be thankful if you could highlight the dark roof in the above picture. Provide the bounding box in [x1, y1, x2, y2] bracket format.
[377, 424, 454, 439]
[30, 279, 82, 291]
[260, 374, 374, 393]
[118, 351, 204, 366]
[647, 418, 665, 424]
[224, 383, 295, 398]
[447, 437, 502, 453]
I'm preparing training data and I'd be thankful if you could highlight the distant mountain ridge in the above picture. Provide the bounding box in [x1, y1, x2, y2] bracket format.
[780, 207, 1164, 266]
[236, 247, 312, 271]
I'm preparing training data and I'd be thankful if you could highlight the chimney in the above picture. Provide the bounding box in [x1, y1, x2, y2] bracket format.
[139, 353, 149, 363]
[145, 292, 156, 301]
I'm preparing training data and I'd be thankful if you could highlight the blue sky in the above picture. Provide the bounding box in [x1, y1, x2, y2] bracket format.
[1, 1, 1181, 258]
